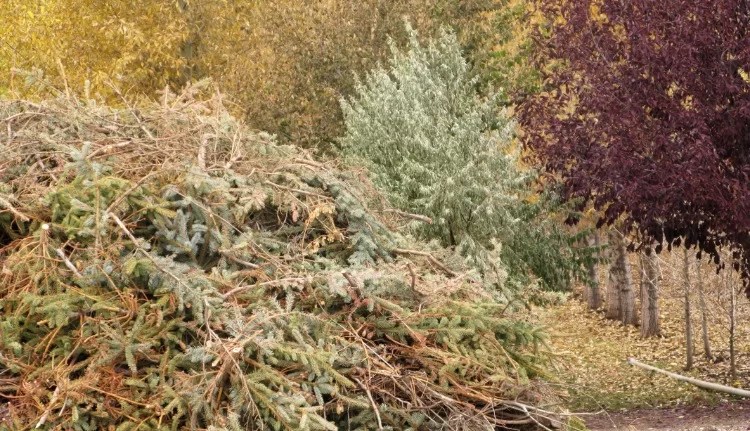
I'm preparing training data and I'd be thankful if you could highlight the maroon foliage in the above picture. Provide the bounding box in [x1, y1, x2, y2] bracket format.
[520, 0, 750, 287]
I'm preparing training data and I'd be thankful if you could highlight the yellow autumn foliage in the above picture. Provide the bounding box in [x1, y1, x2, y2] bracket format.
[0, 0, 533, 147]
[193, 0, 515, 148]
[0, 0, 191, 100]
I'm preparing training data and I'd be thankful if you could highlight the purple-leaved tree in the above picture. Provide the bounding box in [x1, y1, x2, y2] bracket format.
[520, 0, 750, 290]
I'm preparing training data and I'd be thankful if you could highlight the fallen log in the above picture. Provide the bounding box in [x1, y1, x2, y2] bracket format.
[627, 357, 750, 397]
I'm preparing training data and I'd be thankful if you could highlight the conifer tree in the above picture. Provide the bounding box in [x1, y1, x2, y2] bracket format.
[341, 24, 585, 291]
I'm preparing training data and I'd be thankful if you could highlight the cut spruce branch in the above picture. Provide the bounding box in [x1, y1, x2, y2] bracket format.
[627, 358, 750, 397]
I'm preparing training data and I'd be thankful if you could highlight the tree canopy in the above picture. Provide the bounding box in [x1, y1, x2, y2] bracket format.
[520, 0, 750, 284]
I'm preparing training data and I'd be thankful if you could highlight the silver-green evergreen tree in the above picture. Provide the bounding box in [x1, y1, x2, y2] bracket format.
[340, 24, 584, 291]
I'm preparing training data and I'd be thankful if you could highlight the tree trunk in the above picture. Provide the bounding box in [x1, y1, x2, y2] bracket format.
[606, 229, 622, 320]
[585, 232, 602, 310]
[695, 260, 712, 360]
[177, 0, 203, 85]
[683, 247, 694, 371]
[606, 228, 635, 324]
[730, 274, 737, 380]
[640, 248, 661, 337]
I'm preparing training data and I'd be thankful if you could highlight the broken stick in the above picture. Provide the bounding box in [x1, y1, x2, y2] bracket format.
[628, 357, 750, 397]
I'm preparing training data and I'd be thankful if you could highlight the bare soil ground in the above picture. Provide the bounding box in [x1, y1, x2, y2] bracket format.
[584, 400, 750, 431]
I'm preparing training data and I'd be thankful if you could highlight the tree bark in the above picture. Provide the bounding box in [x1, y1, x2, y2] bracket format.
[177, 0, 204, 85]
[640, 248, 661, 337]
[730, 274, 737, 380]
[605, 229, 622, 320]
[606, 228, 635, 324]
[682, 247, 694, 370]
[695, 260, 712, 360]
[585, 232, 603, 310]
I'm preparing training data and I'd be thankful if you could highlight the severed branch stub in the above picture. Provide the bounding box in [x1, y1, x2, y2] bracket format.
[628, 357, 750, 397]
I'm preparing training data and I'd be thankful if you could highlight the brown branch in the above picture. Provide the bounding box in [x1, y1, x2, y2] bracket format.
[382, 209, 433, 224]
[354, 379, 384, 430]
[342, 272, 370, 322]
[407, 263, 417, 291]
[342, 272, 359, 289]
[392, 248, 457, 277]
[222, 277, 309, 299]
[218, 250, 260, 269]
[293, 158, 324, 169]
[263, 180, 327, 198]
[0, 196, 30, 222]
[55, 247, 82, 278]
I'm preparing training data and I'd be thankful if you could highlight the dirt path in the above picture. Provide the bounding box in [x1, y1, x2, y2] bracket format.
[584, 401, 750, 430]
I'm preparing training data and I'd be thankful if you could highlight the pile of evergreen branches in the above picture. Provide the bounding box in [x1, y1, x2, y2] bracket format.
[0, 84, 556, 430]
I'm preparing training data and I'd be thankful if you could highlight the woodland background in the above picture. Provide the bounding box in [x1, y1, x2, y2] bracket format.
[1, 1, 750, 430]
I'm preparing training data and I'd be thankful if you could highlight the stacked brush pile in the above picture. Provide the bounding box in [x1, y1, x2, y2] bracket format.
[0, 83, 555, 430]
